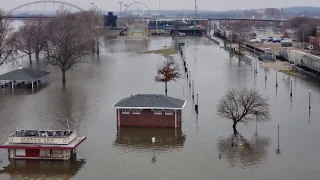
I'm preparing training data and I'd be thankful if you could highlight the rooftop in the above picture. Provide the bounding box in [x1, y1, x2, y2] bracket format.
[112, 94, 186, 109]
[0, 67, 50, 81]
[10, 129, 75, 138]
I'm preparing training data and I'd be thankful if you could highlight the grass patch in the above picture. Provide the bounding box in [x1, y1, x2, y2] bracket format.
[143, 48, 177, 56]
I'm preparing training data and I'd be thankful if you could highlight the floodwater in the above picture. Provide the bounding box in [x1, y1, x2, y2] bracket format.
[1, 35, 320, 180]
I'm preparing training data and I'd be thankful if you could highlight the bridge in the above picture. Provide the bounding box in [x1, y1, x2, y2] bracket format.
[1, 0, 289, 24]
[204, 17, 287, 22]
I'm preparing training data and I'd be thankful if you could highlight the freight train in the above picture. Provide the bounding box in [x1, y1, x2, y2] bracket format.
[288, 50, 320, 75]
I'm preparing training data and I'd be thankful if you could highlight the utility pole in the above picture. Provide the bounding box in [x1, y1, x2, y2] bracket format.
[195, 0, 197, 17]
[118, 1, 123, 16]
[158, 0, 160, 15]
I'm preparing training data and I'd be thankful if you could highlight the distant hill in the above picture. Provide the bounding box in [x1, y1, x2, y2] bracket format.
[284, 6, 320, 13]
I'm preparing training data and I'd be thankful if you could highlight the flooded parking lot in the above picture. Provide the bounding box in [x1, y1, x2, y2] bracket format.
[1, 36, 320, 180]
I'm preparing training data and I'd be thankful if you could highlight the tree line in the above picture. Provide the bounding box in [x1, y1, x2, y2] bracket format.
[0, 8, 104, 84]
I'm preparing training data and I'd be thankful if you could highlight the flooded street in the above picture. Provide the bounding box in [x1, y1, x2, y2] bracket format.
[1, 36, 320, 180]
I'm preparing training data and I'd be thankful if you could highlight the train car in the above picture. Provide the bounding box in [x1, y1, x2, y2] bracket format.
[288, 50, 320, 74]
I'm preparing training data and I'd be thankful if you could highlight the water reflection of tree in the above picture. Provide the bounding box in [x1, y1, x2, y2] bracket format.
[114, 127, 186, 153]
[218, 132, 270, 167]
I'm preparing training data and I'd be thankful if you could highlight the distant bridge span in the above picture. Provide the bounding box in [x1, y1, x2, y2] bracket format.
[9, 0, 85, 13]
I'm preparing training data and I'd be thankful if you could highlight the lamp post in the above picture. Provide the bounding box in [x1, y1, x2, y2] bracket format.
[118, 1, 123, 16]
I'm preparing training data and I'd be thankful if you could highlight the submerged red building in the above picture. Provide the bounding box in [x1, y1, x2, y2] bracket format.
[111, 94, 186, 128]
[0, 129, 86, 160]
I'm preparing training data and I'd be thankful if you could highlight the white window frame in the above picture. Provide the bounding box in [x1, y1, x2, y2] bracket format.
[165, 109, 173, 115]
[40, 149, 51, 157]
[154, 109, 162, 115]
[122, 109, 130, 114]
[132, 109, 141, 114]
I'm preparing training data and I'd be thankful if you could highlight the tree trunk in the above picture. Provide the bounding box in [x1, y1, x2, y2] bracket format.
[62, 70, 66, 85]
[96, 39, 99, 55]
[28, 54, 32, 64]
[165, 82, 168, 96]
[92, 37, 95, 54]
[232, 121, 238, 134]
[35, 50, 40, 61]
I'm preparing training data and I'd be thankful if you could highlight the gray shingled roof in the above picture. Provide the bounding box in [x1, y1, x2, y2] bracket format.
[112, 94, 186, 109]
[0, 68, 50, 81]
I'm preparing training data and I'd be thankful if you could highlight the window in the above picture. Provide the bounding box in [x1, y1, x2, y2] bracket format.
[122, 109, 130, 114]
[52, 150, 63, 154]
[40, 149, 50, 157]
[154, 109, 162, 115]
[132, 109, 140, 114]
[52, 150, 63, 158]
[15, 149, 26, 156]
[165, 110, 173, 115]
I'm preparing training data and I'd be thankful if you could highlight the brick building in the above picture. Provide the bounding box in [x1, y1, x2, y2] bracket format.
[112, 94, 186, 128]
[309, 26, 320, 47]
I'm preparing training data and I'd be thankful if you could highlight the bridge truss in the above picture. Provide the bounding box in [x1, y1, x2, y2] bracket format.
[9, 0, 85, 14]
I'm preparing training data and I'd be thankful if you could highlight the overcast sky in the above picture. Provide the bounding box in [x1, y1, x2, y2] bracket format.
[3, 0, 320, 12]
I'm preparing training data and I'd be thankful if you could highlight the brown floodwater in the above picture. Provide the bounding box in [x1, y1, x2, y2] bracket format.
[1, 36, 320, 180]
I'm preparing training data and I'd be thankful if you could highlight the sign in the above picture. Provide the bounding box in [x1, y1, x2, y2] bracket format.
[152, 137, 155, 143]
[20, 137, 55, 144]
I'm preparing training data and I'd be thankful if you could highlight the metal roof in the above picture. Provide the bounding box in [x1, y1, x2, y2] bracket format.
[0, 68, 50, 80]
[112, 94, 186, 109]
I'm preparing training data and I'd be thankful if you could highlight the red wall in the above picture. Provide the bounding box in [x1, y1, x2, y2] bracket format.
[118, 109, 182, 128]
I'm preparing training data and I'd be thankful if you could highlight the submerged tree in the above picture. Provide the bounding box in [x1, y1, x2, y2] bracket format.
[217, 88, 270, 134]
[154, 59, 181, 96]
[14, 24, 34, 63]
[77, 7, 104, 55]
[43, 11, 91, 84]
[29, 18, 47, 61]
[0, 9, 15, 65]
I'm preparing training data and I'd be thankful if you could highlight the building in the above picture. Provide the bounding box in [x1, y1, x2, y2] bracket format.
[264, 8, 284, 19]
[309, 26, 320, 47]
[127, 23, 149, 38]
[111, 94, 186, 128]
[243, 10, 263, 19]
[0, 129, 86, 160]
[104, 12, 117, 28]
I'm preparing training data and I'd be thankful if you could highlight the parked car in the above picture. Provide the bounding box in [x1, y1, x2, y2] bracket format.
[272, 38, 282, 43]
[250, 38, 262, 43]
[267, 37, 274, 41]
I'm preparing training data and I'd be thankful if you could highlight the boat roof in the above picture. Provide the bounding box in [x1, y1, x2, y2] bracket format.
[0, 137, 86, 150]
[10, 129, 75, 138]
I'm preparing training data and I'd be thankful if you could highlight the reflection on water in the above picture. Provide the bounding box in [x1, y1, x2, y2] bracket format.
[0, 155, 85, 179]
[114, 127, 186, 153]
[218, 133, 270, 168]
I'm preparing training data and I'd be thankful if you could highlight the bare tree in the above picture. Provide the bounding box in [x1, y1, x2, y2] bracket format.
[283, 17, 320, 43]
[77, 7, 104, 55]
[217, 88, 270, 134]
[154, 58, 181, 96]
[229, 24, 250, 54]
[14, 24, 34, 63]
[172, 20, 186, 37]
[28, 18, 47, 61]
[43, 12, 91, 84]
[0, 9, 15, 65]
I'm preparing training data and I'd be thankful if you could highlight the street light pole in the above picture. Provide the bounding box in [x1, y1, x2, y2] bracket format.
[118, 1, 123, 16]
